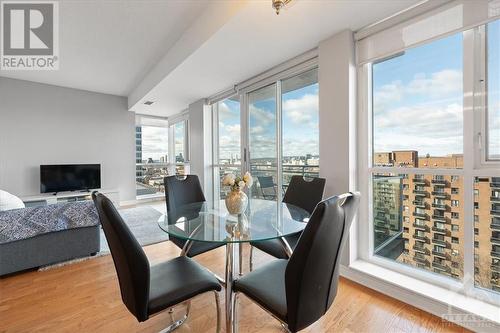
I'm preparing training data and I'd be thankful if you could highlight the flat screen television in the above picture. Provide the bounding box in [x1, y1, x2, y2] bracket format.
[40, 164, 101, 193]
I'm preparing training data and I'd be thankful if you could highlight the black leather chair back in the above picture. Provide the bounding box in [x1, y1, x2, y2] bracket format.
[164, 175, 206, 220]
[285, 192, 360, 332]
[92, 192, 150, 322]
[283, 176, 326, 214]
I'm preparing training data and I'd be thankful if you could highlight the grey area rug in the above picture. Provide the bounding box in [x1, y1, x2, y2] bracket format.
[99, 206, 167, 253]
[39, 206, 167, 271]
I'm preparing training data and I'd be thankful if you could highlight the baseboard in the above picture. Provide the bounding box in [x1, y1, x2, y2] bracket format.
[340, 263, 500, 333]
[119, 199, 137, 207]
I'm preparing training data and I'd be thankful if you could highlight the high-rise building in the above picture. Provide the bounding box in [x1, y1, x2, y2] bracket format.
[374, 152, 499, 291]
[135, 126, 143, 179]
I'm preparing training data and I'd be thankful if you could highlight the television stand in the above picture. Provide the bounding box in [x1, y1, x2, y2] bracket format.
[21, 189, 119, 207]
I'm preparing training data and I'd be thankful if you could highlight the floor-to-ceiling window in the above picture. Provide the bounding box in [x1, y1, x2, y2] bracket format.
[213, 96, 241, 199]
[171, 119, 189, 175]
[212, 66, 319, 202]
[135, 117, 169, 198]
[359, 15, 500, 301]
[371, 33, 465, 279]
[248, 84, 278, 200]
[281, 69, 319, 190]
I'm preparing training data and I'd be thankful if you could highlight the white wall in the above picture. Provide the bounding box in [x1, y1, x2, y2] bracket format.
[0, 77, 136, 202]
[318, 29, 357, 263]
[188, 99, 214, 202]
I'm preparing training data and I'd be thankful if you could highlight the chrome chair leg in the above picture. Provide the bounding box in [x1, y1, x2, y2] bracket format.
[239, 243, 243, 276]
[159, 308, 189, 333]
[185, 301, 191, 318]
[280, 323, 292, 333]
[214, 291, 221, 333]
[249, 245, 254, 272]
[232, 292, 239, 333]
[159, 301, 191, 333]
[168, 307, 175, 323]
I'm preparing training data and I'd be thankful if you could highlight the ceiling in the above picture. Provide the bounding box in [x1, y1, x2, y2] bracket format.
[0, 0, 210, 96]
[0, 0, 421, 115]
[130, 0, 421, 116]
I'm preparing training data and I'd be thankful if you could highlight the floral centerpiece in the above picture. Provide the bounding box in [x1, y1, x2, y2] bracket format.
[222, 172, 253, 215]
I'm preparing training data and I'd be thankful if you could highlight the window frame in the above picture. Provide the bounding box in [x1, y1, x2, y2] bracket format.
[357, 24, 500, 304]
[134, 118, 170, 199]
[210, 62, 319, 202]
[211, 95, 244, 199]
[169, 117, 190, 175]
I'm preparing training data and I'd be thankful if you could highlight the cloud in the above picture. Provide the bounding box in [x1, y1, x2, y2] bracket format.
[374, 69, 463, 109]
[140, 126, 168, 161]
[373, 68, 465, 156]
[250, 126, 264, 135]
[218, 102, 230, 116]
[283, 94, 318, 125]
[249, 105, 275, 126]
[406, 70, 462, 96]
[374, 102, 463, 155]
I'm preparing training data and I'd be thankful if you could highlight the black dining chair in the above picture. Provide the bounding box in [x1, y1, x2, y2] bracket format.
[164, 175, 224, 257]
[92, 192, 222, 332]
[232, 192, 360, 333]
[249, 176, 326, 270]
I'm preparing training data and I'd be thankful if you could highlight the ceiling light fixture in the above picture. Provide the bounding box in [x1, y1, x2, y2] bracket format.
[272, 0, 291, 15]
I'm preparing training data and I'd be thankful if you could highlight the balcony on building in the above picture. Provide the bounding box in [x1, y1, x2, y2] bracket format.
[413, 189, 428, 197]
[432, 250, 450, 260]
[413, 234, 430, 243]
[491, 206, 500, 216]
[432, 212, 447, 220]
[431, 178, 448, 186]
[491, 178, 500, 189]
[491, 263, 500, 274]
[412, 200, 427, 209]
[431, 190, 450, 199]
[491, 249, 500, 259]
[412, 211, 428, 219]
[492, 219, 500, 231]
[432, 261, 451, 273]
[431, 237, 449, 247]
[412, 245, 430, 254]
[413, 223, 430, 232]
[431, 203, 448, 211]
[491, 236, 500, 245]
[491, 196, 500, 203]
[432, 227, 450, 236]
[413, 256, 430, 266]
[412, 176, 427, 185]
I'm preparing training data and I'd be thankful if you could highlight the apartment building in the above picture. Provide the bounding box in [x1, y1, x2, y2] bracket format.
[374, 151, 500, 291]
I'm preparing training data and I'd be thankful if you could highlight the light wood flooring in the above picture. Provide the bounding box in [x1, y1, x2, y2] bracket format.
[0, 238, 470, 333]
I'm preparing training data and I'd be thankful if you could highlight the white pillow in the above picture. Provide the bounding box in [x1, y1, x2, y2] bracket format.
[0, 190, 25, 211]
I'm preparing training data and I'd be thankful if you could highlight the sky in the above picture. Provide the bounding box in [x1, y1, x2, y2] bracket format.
[139, 122, 185, 162]
[373, 32, 464, 157]
[218, 82, 319, 160]
[488, 19, 500, 159]
[140, 126, 168, 161]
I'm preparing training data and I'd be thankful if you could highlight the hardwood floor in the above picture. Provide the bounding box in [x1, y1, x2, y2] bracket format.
[0, 240, 469, 333]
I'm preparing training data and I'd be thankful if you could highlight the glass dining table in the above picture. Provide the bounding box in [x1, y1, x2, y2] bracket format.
[157, 198, 310, 333]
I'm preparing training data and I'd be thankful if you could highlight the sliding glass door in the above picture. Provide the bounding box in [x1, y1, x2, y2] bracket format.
[213, 96, 242, 199]
[212, 67, 319, 203]
[248, 84, 278, 201]
[281, 69, 319, 190]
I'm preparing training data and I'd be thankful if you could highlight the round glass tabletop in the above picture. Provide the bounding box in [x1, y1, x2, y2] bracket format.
[157, 199, 310, 244]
